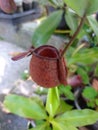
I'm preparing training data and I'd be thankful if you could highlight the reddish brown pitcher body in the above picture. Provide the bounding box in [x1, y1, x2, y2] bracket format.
[30, 45, 67, 88]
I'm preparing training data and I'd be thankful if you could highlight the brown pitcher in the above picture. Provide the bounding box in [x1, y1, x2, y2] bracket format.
[30, 45, 68, 88]
[0, 0, 17, 13]
[12, 45, 68, 88]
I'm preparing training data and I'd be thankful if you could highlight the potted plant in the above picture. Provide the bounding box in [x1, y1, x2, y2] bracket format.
[3, 0, 98, 130]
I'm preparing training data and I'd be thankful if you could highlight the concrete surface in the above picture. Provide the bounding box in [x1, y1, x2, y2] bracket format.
[0, 41, 33, 94]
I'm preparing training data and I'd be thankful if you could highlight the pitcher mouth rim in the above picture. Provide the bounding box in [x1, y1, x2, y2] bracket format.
[33, 45, 60, 60]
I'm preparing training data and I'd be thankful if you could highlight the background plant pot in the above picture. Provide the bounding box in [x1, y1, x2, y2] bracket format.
[32, 1, 39, 9]
[22, 1, 39, 11]
[0, 7, 42, 25]
[74, 88, 98, 130]
[22, 1, 32, 11]
[0, 0, 17, 14]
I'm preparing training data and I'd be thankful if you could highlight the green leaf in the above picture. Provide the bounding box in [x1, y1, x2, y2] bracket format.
[64, 0, 98, 16]
[65, 10, 78, 34]
[52, 120, 64, 130]
[52, 120, 78, 130]
[33, 120, 52, 130]
[94, 64, 98, 76]
[88, 16, 98, 41]
[56, 99, 73, 114]
[59, 85, 75, 100]
[46, 87, 60, 117]
[95, 99, 98, 106]
[87, 100, 95, 108]
[32, 10, 63, 47]
[58, 123, 78, 130]
[77, 67, 89, 84]
[64, 0, 88, 16]
[82, 87, 98, 100]
[49, 0, 64, 7]
[45, 126, 52, 130]
[4, 94, 47, 120]
[86, 0, 98, 15]
[56, 109, 98, 127]
[68, 48, 98, 65]
[29, 123, 47, 130]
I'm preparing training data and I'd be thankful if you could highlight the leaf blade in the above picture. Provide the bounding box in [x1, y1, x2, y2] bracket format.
[64, 0, 98, 16]
[56, 109, 98, 127]
[4, 94, 47, 120]
[32, 10, 63, 47]
[68, 48, 98, 65]
[88, 15, 98, 41]
[77, 67, 89, 84]
[29, 123, 47, 130]
[52, 120, 78, 130]
[64, 0, 89, 16]
[65, 10, 78, 34]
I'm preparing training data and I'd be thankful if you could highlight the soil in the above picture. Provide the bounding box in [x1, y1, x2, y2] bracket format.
[0, 110, 28, 130]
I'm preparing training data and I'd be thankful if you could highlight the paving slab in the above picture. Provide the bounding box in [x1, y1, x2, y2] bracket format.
[0, 41, 33, 94]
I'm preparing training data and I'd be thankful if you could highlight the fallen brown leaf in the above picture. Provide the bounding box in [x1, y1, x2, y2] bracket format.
[79, 127, 89, 130]
[92, 79, 98, 91]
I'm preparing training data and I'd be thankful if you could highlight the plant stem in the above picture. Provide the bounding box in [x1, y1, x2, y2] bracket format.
[61, 13, 86, 57]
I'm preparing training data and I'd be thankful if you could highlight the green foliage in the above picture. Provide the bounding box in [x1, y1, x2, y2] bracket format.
[39, 0, 64, 7]
[56, 99, 73, 114]
[88, 16, 98, 41]
[32, 10, 63, 47]
[0, 36, 4, 40]
[52, 121, 78, 130]
[64, 0, 88, 16]
[4, 0, 98, 130]
[21, 70, 29, 80]
[4, 94, 47, 120]
[64, 0, 98, 16]
[65, 10, 78, 34]
[68, 47, 98, 65]
[49, 0, 64, 7]
[82, 87, 98, 108]
[95, 99, 98, 106]
[82, 87, 98, 100]
[46, 87, 60, 117]
[55, 109, 98, 127]
[51, 120, 78, 130]
[46, 87, 73, 116]
[38, 0, 49, 5]
[94, 64, 98, 76]
[35, 87, 48, 95]
[4, 90, 98, 130]
[59, 85, 75, 100]
[29, 123, 47, 130]
[77, 67, 89, 84]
